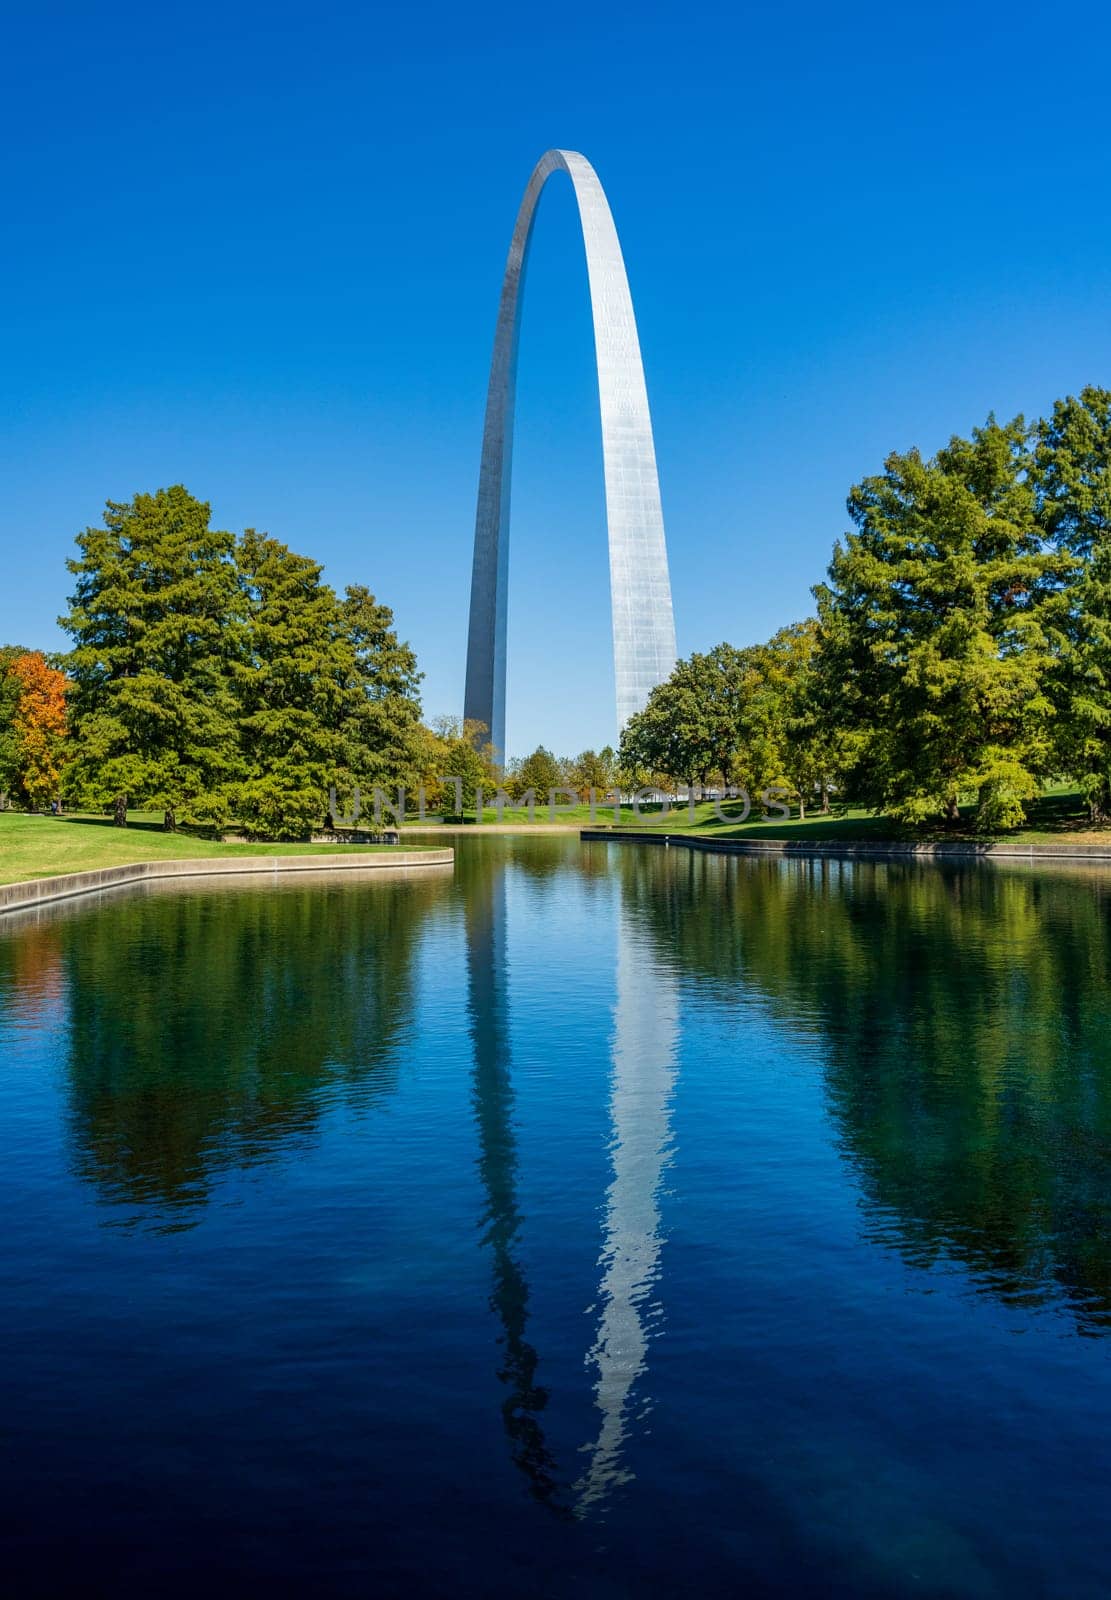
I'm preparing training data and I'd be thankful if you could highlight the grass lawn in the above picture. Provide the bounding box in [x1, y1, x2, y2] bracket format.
[405, 802, 648, 828]
[401, 798, 899, 836]
[403, 784, 1111, 846]
[402, 799, 873, 830]
[609, 800, 904, 840]
[599, 785, 1111, 846]
[404, 798, 937, 836]
[0, 811, 409, 886]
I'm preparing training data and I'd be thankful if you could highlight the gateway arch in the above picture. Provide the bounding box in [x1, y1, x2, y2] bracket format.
[464, 149, 677, 757]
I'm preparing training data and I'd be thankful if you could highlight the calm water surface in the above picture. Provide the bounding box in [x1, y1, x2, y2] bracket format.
[2, 836, 1110, 1596]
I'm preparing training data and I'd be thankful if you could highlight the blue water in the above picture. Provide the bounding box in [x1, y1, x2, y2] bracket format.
[2, 835, 1110, 1596]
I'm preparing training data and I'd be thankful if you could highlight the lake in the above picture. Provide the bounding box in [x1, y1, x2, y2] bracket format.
[2, 835, 1110, 1596]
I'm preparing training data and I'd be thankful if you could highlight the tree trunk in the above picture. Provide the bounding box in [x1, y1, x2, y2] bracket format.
[820, 778, 830, 814]
[163, 807, 176, 833]
[798, 796, 806, 821]
[113, 794, 128, 828]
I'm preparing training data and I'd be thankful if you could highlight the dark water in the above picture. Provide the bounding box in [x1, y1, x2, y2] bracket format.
[2, 837, 1111, 1597]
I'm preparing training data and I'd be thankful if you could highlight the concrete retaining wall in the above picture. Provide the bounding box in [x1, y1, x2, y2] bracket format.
[0, 850, 454, 916]
[580, 829, 1111, 863]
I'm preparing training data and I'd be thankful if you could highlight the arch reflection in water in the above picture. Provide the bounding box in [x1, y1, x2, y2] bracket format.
[463, 846, 678, 1513]
[464, 860, 561, 1505]
[576, 911, 678, 1513]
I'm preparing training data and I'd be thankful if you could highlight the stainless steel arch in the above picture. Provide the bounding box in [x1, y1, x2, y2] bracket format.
[464, 149, 677, 757]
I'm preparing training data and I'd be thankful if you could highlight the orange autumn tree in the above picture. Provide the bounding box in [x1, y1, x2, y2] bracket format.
[0, 651, 68, 807]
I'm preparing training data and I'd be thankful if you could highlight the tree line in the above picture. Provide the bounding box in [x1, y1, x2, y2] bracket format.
[620, 386, 1111, 829]
[5, 386, 1111, 838]
[0, 481, 668, 834]
[0, 486, 504, 837]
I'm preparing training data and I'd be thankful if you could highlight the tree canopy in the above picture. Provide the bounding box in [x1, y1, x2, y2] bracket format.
[623, 391, 1111, 832]
[22, 391, 1111, 839]
[818, 416, 1074, 828]
[57, 488, 426, 837]
[61, 487, 244, 828]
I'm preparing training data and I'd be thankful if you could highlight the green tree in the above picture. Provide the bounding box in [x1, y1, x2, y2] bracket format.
[1035, 385, 1111, 557]
[60, 488, 244, 829]
[618, 636, 827, 807]
[818, 417, 1074, 829]
[764, 620, 838, 817]
[1034, 388, 1111, 817]
[232, 530, 350, 840]
[507, 745, 564, 801]
[338, 583, 424, 798]
[1043, 532, 1111, 820]
[568, 746, 616, 800]
[618, 643, 763, 788]
[422, 716, 499, 814]
[724, 640, 791, 800]
[0, 645, 30, 802]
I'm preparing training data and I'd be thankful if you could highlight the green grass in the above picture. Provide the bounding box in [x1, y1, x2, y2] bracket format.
[405, 800, 745, 828]
[0, 811, 411, 886]
[599, 785, 1111, 846]
[10, 788, 1103, 882]
[404, 784, 1111, 846]
[403, 798, 901, 835]
[406, 802, 641, 828]
[612, 800, 902, 840]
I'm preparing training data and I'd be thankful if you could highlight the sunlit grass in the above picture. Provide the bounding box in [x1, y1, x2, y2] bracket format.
[402, 784, 1108, 844]
[0, 812, 410, 886]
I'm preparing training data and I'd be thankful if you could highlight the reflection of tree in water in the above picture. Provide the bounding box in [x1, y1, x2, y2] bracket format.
[463, 852, 564, 1508]
[56, 874, 448, 1223]
[0, 919, 67, 1030]
[615, 845, 1111, 1331]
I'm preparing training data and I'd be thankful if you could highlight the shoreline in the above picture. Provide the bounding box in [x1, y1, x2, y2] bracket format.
[0, 849, 454, 916]
[579, 828, 1111, 863]
[401, 822, 584, 834]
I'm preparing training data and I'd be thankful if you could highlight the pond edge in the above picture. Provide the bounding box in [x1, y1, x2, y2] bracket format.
[0, 850, 455, 915]
[579, 829, 1111, 862]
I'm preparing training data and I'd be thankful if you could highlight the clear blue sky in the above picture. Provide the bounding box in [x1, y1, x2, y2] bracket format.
[3, 0, 1110, 758]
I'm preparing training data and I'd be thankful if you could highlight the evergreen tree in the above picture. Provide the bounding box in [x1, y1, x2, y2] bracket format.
[1035, 386, 1111, 557]
[60, 488, 244, 828]
[1035, 388, 1111, 817]
[232, 530, 350, 840]
[1047, 539, 1111, 819]
[339, 583, 424, 796]
[818, 417, 1074, 829]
